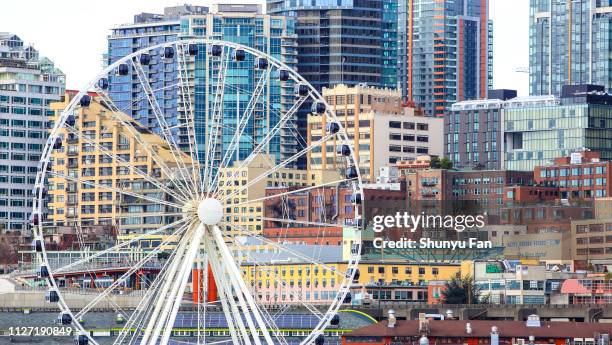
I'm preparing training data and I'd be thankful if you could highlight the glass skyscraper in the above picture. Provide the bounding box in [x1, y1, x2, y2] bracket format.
[530, 0, 612, 96]
[107, 4, 297, 165]
[266, 0, 397, 91]
[398, 0, 493, 117]
[0, 33, 65, 231]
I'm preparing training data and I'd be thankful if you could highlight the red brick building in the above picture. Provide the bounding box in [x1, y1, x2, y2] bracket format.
[534, 151, 612, 200]
[262, 226, 343, 245]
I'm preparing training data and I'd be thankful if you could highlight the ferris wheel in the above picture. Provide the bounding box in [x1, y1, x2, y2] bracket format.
[31, 39, 363, 345]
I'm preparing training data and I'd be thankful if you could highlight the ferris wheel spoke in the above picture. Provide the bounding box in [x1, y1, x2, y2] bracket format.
[211, 68, 271, 191]
[115, 220, 196, 345]
[73, 222, 189, 320]
[63, 124, 187, 203]
[176, 43, 203, 191]
[203, 48, 231, 194]
[131, 58, 199, 197]
[221, 132, 337, 203]
[212, 93, 308, 199]
[205, 239, 249, 345]
[208, 225, 277, 345]
[93, 87, 194, 201]
[141, 220, 198, 345]
[233, 177, 355, 207]
[48, 171, 182, 209]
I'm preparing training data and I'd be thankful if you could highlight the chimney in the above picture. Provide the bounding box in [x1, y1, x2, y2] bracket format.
[466, 322, 472, 334]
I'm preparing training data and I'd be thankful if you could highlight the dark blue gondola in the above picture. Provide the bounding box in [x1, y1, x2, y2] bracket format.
[345, 166, 358, 179]
[164, 46, 174, 59]
[79, 95, 91, 108]
[37, 265, 49, 278]
[295, 84, 309, 97]
[98, 78, 109, 90]
[256, 57, 268, 69]
[52, 137, 62, 150]
[326, 122, 340, 135]
[351, 192, 362, 204]
[58, 313, 72, 325]
[117, 64, 129, 76]
[209, 45, 222, 57]
[312, 102, 326, 114]
[32, 239, 43, 252]
[343, 293, 352, 304]
[188, 44, 199, 56]
[76, 335, 89, 345]
[232, 49, 246, 61]
[65, 115, 75, 127]
[315, 335, 325, 345]
[45, 290, 59, 303]
[336, 144, 351, 156]
[139, 53, 151, 65]
[330, 314, 340, 326]
[279, 69, 290, 81]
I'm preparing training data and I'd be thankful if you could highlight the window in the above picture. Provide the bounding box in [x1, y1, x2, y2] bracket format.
[389, 121, 401, 129]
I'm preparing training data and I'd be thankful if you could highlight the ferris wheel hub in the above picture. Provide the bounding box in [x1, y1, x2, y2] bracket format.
[197, 198, 224, 225]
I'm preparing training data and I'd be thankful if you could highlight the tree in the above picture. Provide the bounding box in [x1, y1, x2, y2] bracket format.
[441, 275, 487, 305]
[430, 156, 453, 170]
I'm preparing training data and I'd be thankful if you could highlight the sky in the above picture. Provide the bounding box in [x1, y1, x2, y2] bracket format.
[0, 0, 530, 95]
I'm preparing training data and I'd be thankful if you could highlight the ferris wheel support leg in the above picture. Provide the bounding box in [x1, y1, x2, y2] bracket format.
[210, 225, 276, 345]
[159, 223, 206, 345]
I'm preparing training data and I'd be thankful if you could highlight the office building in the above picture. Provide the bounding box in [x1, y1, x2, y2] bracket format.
[0, 33, 65, 232]
[446, 89, 516, 170]
[309, 84, 443, 182]
[504, 85, 612, 171]
[107, 4, 298, 166]
[266, 0, 397, 90]
[529, 0, 612, 96]
[571, 218, 612, 268]
[398, 0, 493, 117]
[48, 91, 187, 233]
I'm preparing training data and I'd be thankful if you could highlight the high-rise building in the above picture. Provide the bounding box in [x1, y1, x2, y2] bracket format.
[309, 84, 443, 182]
[0, 33, 65, 232]
[398, 0, 493, 117]
[529, 0, 612, 96]
[266, 0, 397, 91]
[446, 89, 517, 170]
[107, 4, 298, 166]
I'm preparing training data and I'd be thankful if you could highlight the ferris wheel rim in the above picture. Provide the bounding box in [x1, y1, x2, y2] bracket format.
[31, 38, 365, 345]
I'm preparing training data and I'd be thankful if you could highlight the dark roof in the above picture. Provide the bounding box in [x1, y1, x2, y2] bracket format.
[344, 320, 612, 338]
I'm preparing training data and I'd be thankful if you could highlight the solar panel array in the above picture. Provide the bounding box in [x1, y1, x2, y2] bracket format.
[173, 313, 322, 329]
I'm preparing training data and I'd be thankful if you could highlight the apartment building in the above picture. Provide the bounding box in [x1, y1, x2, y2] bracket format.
[0, 33, 65, 232]
[309, 84, 443, 183]
[48, 91, 189, 233]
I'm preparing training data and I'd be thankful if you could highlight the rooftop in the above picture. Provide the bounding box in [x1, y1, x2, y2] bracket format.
[345, 319, 612, 338]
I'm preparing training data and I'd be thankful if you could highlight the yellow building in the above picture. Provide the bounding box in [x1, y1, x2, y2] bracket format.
[48, 91, 191, 233]
[240, 260, 464, 305]
[216, 154, 310, 233]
